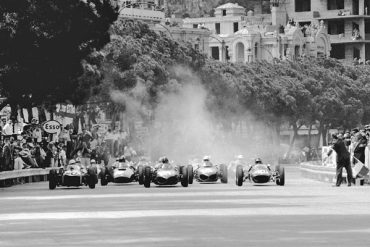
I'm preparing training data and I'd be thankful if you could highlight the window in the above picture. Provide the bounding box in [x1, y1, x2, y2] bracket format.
[222, 9, 227, 16]
[233, 22, 239, 33]
[327, 0, 344, 10]
[226, 46, 230, 61]
[215, 23, 220, 34]
[193, 24, 198, 28]
[328, 20, 344, 35]
[195, 44, 199, 51]
[354, 46, 360, 59]
[295, 0, 311, 12]
[331, 44, 345, 59]
[211, 47, 220, 60]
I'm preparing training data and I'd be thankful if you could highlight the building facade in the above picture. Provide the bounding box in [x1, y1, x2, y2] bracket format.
[280, 0, 370, 62]
[183, 3, 331, 63]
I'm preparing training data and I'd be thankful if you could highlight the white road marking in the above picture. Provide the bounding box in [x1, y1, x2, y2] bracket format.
[1, 206, 370, 221]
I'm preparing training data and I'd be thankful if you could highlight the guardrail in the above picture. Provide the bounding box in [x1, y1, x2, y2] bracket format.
[300, 162, 369, 185]
[0, 168, 57, 187]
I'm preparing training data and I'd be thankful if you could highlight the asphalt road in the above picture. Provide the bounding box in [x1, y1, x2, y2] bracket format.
[0, 165, 370, 247]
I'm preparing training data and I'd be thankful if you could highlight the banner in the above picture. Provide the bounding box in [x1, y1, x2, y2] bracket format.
[321, 146, 336, 168]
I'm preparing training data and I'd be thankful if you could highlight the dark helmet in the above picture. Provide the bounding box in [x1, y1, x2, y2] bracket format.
[117, 155, 126, 162]
[160, 156, 169, 164]
[255, 158, 262, 164]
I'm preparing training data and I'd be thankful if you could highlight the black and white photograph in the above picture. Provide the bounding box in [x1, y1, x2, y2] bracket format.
[1, 0, 370, 246]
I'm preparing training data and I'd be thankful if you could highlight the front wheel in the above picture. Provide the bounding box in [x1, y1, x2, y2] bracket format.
[144, 166, 151, 188]
[276, 165, 285, 186]
[181, 166, 189, 187]
[88, 167, 97, 189]
[138, 165, 144, 185]
[100, 167, 108, 186]
[219, 164, 228, 183]
[48, 170, 57, 190]
[236, 165, 244, 187]
[187, 165, 194, 184]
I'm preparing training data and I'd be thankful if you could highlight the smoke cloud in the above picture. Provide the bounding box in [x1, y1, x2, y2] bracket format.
[111, 66, 280, 165]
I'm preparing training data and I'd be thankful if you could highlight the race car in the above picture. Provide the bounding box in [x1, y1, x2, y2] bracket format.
[235, 158, 285, 186]
[142, 157, 193, 188]
[48, 162, 98, 190]
[99, 156, 145, 186]
[191, 156, 228, 183]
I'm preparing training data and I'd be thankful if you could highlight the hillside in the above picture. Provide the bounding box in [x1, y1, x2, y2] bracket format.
[167, 0, 271, 18]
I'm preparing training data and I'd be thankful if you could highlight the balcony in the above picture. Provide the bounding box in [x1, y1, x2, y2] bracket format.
[329, 33, 368, 44]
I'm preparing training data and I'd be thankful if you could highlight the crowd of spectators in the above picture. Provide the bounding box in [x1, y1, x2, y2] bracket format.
[0, 117, 137, 172]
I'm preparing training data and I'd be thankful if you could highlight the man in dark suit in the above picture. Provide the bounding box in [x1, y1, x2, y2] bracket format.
[325, 134, 353, 187]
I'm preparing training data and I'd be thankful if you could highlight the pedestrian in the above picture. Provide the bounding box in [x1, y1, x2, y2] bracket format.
[324, 133, 353, 187]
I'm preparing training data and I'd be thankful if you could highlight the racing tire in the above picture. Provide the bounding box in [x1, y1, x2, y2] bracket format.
[236, 165, 244, 186]
[138, 165, 144, 185]
[100, 167, 108, 186]
[181, 166, 189, 187]
[220, 164, 228, 183]
[276, 165, 285, 186]
[187, 165, 194, 184]
[144, 166, 151, 188]
[48, 170, 57, 190]
[88, 167, 97, 189]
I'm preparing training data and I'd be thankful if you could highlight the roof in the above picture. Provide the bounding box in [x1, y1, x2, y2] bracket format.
[216, 3, 245, 9]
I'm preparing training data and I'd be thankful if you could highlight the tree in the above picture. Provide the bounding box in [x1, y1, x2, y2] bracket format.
[0, 0, 118, 115]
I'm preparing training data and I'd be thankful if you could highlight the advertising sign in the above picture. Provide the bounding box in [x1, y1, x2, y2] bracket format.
[42, 120, 62, 134]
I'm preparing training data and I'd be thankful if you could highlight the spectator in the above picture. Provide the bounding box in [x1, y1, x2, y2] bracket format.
[3, 138, 13, 171]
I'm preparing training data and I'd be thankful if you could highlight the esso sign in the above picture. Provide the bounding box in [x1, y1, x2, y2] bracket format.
[42, 120, 61, 134]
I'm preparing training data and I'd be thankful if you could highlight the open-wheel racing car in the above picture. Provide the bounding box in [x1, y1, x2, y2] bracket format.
[143, 157, 193, 188]
[99, 156, 146, 186]
[48, 160, 98, 190]
[191, 156, 228, 183]
[235, 158, 285, 186]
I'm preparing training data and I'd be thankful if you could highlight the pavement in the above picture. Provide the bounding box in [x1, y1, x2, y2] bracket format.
[0, 165, 370, 247]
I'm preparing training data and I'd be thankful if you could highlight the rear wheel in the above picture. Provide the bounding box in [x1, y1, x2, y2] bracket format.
[138, 165, 144, 185]
[181, 166, 189, 187]
[48, 170, 57, 190]
[220, 164, 228, 183]
[144, 166, 151, 188]
[187, 165, 193, 184]
[88, 167, 97, 189]
[236, 165, 243, 187]
[276, 165, 285, 186]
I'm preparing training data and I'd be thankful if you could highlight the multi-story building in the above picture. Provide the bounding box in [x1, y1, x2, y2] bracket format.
[283, 0, 370, 62]
[182, 3, 331, 63]
[118, 0, 211, 54]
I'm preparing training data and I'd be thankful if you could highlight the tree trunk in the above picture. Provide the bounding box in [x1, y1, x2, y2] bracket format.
[288, 122, 298, 155]
[307, 123, 312, 148]
[322, 126, 328, 146]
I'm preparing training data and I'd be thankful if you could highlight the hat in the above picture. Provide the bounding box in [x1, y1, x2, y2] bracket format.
[331, 133, 338, 139]
[91, 159, 96, 164]
[352, 128, 359, 133]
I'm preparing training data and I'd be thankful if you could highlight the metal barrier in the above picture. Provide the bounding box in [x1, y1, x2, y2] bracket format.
[0, 168, 57, 187]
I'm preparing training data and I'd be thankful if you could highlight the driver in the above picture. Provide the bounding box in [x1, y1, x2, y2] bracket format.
[156, 156, 172, 169]
[201, 156, 213, 167]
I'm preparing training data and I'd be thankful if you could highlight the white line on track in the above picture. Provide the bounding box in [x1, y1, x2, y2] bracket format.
[1, 206, 370, 221]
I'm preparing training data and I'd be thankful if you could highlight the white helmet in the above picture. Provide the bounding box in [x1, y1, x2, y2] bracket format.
[68, 159, 76, 165]
[237, 155, 244, 159]
[203, 156, 210, 161]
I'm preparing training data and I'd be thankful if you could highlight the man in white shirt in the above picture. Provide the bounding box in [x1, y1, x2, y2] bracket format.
[3, 120, 13, 136]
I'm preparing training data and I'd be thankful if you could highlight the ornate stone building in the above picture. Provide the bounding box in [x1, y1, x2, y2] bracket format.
[182, 3, 331, 63]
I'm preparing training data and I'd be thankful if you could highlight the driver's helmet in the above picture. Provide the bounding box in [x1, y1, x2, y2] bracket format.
[203, 156, 210, 162]
[69, 159, 76, 165]
[160, 156, 169, 164]
[255, 158, 262, 164]
[117, 155, 126, 163]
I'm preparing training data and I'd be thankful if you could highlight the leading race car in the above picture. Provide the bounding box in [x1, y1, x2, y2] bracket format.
[143, 157, 193, 188]
[235, 158, 285, 187]
[191, 156, 228, 183]
[99, 156, 146, 186]
[48, 160, 98, 190]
